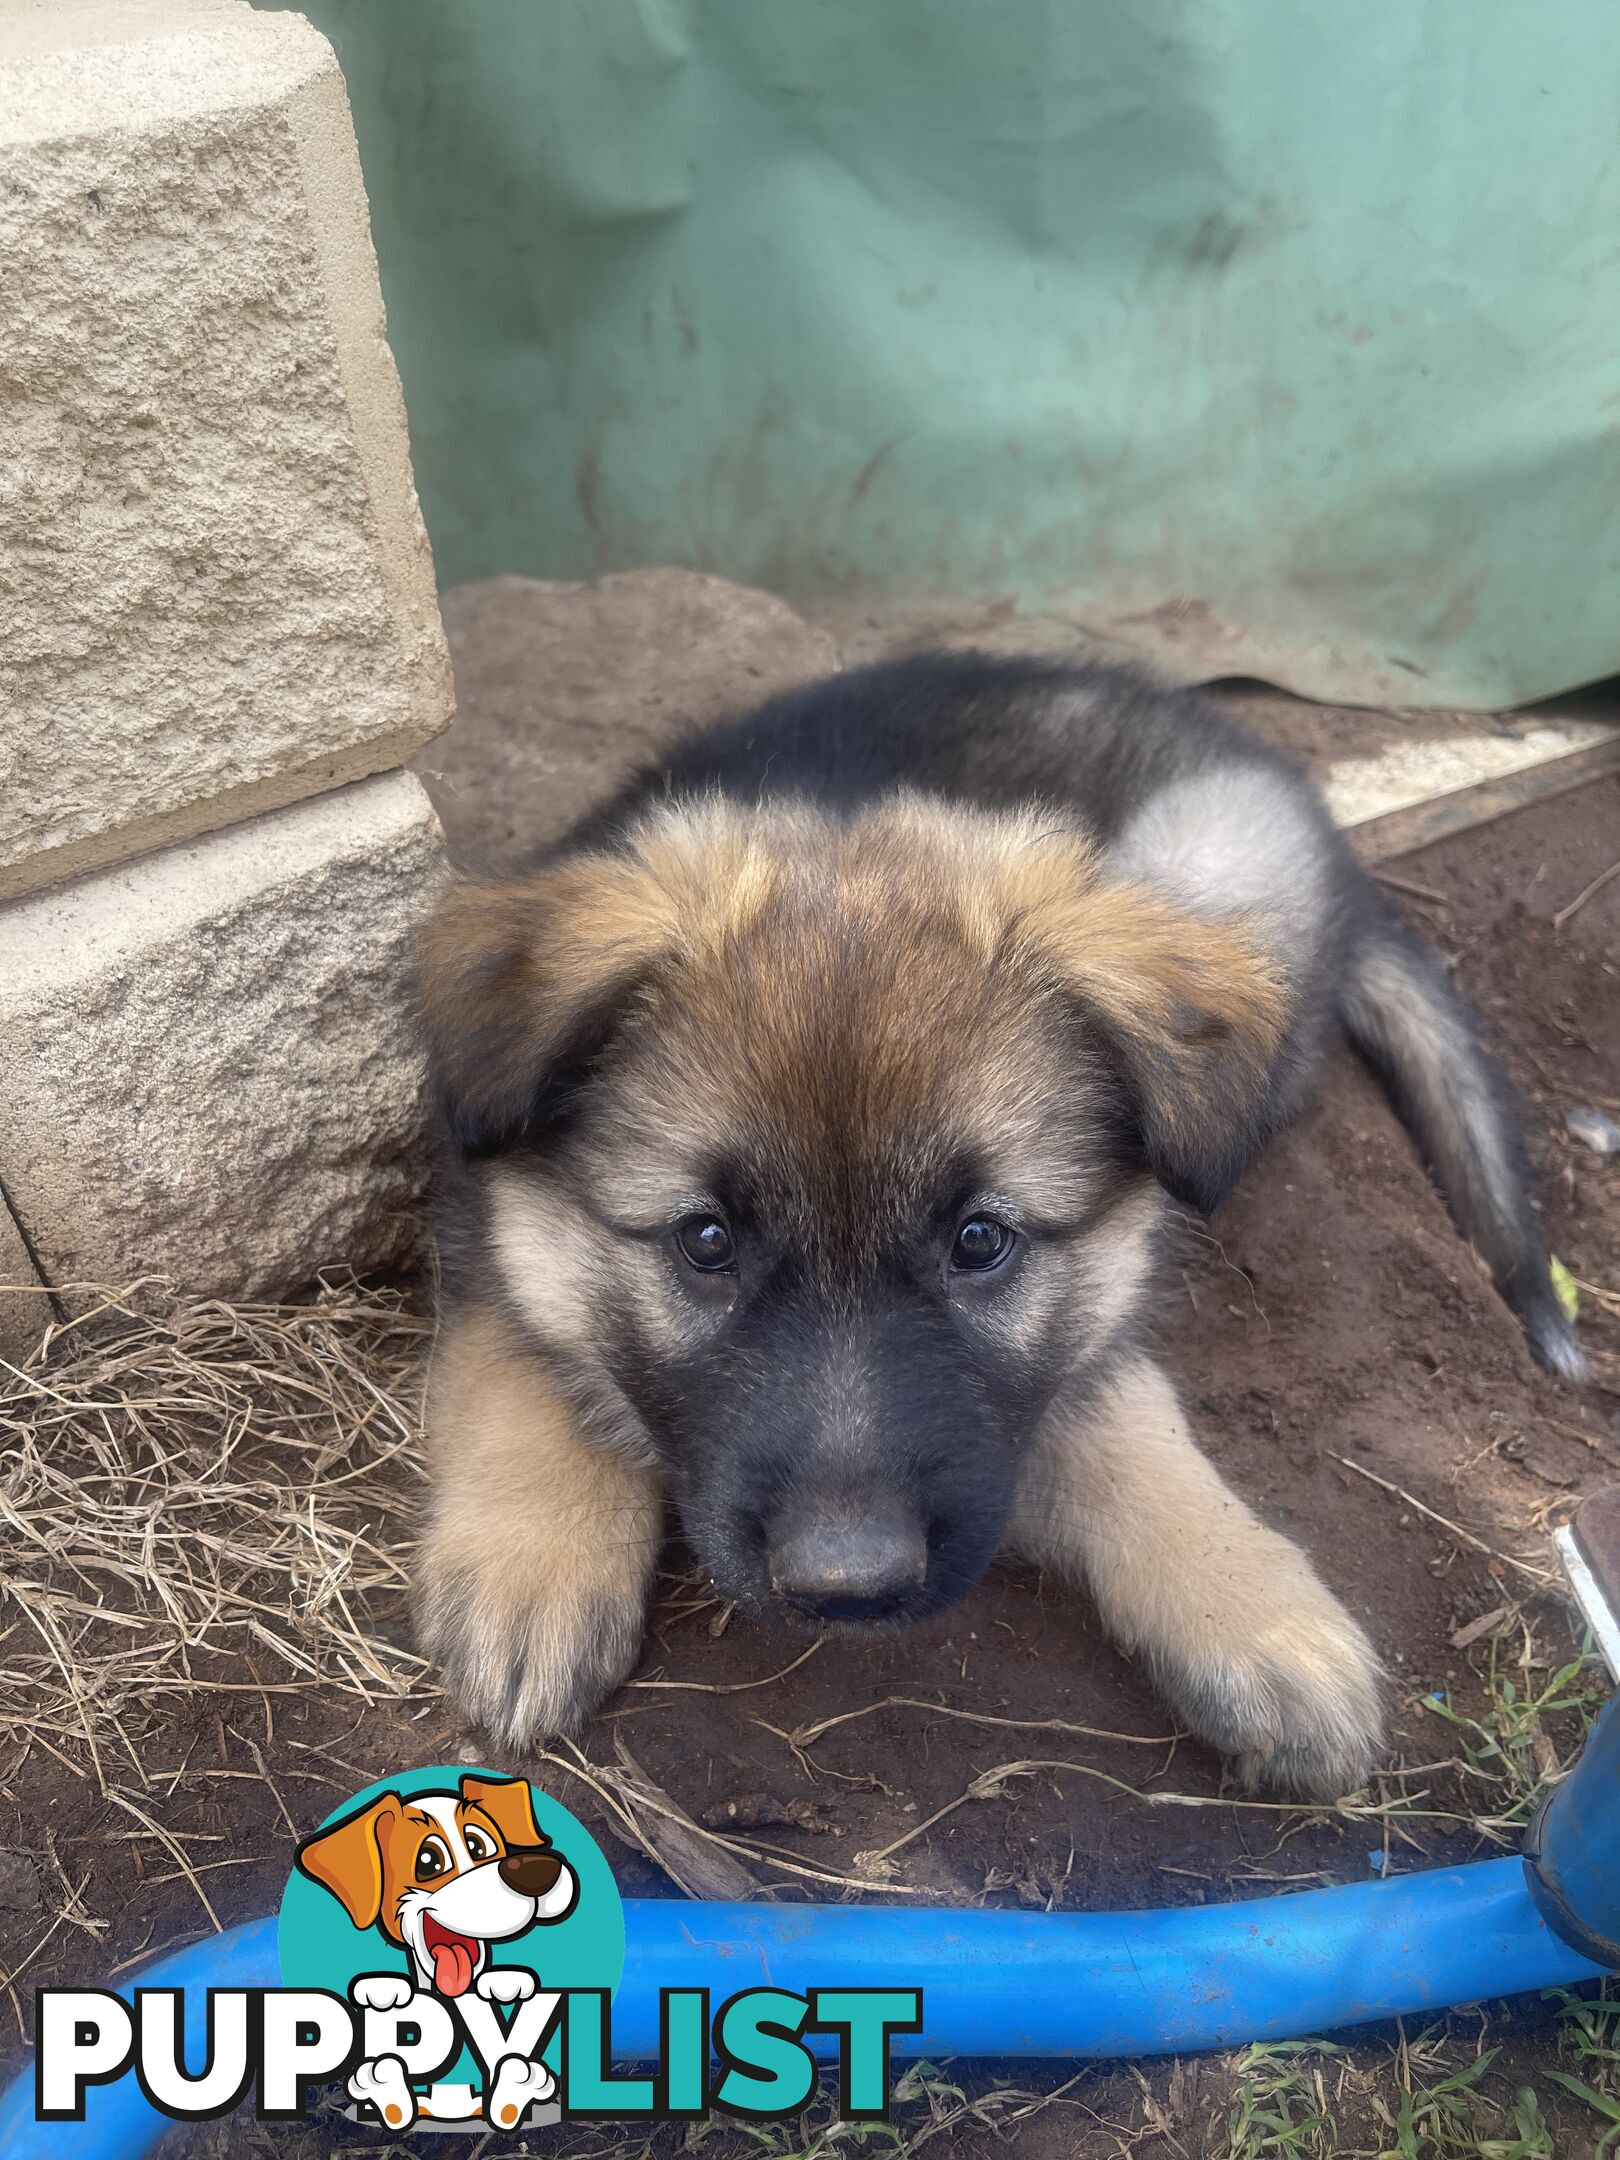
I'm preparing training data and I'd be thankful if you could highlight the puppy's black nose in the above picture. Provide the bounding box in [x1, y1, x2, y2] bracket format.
[498, 1846, 563, 1897]
[766, 1504, 928, 1621]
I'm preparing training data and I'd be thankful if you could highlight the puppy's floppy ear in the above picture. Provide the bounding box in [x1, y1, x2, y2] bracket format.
[294, 1793, 402, 1930]
[419, 803, 783, 1157]
[1005, 843, 1289, 1214]
[459, 1773, 547, 1850]
[418, 854, 680, 1156]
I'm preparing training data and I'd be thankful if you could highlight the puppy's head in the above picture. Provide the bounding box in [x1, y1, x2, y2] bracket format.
[421, 795, 1285, 1625]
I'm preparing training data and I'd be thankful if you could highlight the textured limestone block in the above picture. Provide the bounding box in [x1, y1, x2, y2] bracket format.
[0, 773, 446, 1303]
[0, 1192, 51, 1363]
[0, 4, 453, 900]
[423, 569, 842, 870]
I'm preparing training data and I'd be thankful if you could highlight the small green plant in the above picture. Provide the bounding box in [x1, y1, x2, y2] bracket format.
[1470, 2084, 1557, 2160]
[1419, 1634, 1607, 1835]
[1544, 1983, 1620, 2154]
[1373, 2045, 1499, 2157]
[1221, 2040, 1341, 2159]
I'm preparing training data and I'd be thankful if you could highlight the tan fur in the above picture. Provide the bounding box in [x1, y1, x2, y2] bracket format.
[417, 795, 1289, 1177]
[488, 1165, 707, 1384]
[423, 794, 1283, 1230]
[1061, 1186, 1165, 1346]
[418, 803, 789, 1058]
[419, 1304, 665, 1742]
[1005, 1357, 1384, 1796]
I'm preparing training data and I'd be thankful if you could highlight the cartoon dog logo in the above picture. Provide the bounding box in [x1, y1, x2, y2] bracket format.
[295, 1773, 578, 2128]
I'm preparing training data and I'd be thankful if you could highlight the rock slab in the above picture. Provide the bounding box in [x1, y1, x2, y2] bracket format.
[0, 772, 446, 1303]
[0, 3, 453, 900]
[0, 1192, 50, 1363]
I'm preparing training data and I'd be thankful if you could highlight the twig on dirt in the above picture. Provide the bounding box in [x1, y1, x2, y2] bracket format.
[605, 1737, 762, 1901]
[8, 1596, 110, 1794]
[106, 1929, 206, 1979]
[1574, 1277, 1620, 1322]
[0, 1880, 95, 2041]
[785, 1694, 1182, 1753]
[1171, 1216, 1272, 1331]
[1127, 2062, 1192, 2158]
[43, 1830, 106, 1943]
[540, 1737, 924, 1898]
[142, 1858, 264, 1887]
[1553, 856, 1620, 929]
[852, 1756, 1383, 1880]
[1329, 1453, 1557, 1585]
[1542, 1417, 1605, 1453]
[102, 1793, 222, 1931]
[1450, 1606, 1515, 1651]
[1373, 870, 1450, 907]
[230, 1727, 299, 1843]
[626, 1639, 824, 1695]
[892, 2064, 1095, 2154]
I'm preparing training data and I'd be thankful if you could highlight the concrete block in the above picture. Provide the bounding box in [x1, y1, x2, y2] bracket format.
[0, 1190, 52, 1364]
[0, 772, 447, 1303]
[0, 4, 453, 900]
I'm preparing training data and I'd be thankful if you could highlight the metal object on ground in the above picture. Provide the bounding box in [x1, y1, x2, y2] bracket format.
[1556, 1487, 1620, 1681]
[1527, 1489, 1620, 1967]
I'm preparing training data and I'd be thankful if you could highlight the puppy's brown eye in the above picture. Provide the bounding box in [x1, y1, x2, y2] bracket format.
[415, 1836, 452, 1882]
[675, 1216, 735, 1272]
[952, 1216, 1013, 1272]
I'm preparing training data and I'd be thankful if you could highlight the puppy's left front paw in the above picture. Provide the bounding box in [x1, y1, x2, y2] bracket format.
[477, 1965, 537, 2005]
[1226, 1615, 1385, 1801]
[1150, 1541, 1386, 1801]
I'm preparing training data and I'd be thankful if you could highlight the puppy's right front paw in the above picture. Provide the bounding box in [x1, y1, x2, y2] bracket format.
[420, 1544, 648, 1746]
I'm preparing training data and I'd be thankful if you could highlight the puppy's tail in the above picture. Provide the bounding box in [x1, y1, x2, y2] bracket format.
[1339, 897, 1585, 1382]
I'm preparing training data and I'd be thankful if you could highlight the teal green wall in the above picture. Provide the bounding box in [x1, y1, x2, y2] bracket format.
[271, 2, 1620, 708]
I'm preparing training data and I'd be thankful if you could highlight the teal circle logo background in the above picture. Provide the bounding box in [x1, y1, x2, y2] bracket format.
[277, 1765, 624, 2078]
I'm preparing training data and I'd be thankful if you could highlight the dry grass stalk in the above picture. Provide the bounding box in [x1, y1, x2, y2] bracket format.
[0, 1277, 435, 1799]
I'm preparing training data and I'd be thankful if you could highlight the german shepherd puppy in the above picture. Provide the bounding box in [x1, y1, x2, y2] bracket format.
[417, 655, 1581, 1799]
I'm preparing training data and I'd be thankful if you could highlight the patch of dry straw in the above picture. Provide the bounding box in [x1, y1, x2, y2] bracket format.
[0, 1277, 434, 1798]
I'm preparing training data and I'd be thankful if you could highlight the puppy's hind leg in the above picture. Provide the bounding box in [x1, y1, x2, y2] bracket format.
[420, 1305, 665, 1746]
[1006, 1358, 1384, 1799]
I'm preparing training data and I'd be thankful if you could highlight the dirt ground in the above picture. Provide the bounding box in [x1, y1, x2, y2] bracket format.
[2, 592, 1618, 2156]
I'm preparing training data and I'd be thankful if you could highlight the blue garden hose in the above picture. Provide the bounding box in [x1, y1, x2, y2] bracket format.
[4, 1700, 1615, 2157]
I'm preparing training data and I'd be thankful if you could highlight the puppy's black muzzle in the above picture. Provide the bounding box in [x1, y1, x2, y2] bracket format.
[766, 1493, 929, 1622]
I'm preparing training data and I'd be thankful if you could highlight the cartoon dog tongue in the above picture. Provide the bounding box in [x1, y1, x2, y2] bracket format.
[424, 1921, 477, 1997]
